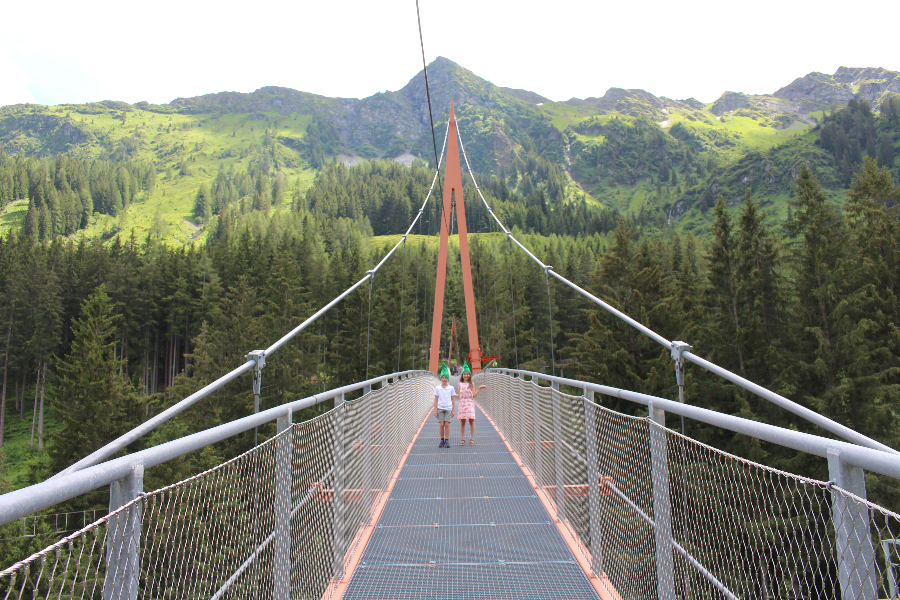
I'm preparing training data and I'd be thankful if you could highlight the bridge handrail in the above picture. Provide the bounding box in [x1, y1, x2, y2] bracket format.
[488, 368, 900, 482]
[455, 128, 897, 456]
[0, 370, 435, 526]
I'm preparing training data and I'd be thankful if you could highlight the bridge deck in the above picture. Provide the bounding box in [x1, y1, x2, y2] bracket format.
[341, 405, 600, 599]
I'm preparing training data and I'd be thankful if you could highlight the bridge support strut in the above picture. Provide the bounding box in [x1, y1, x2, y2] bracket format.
[428, 101, 483, 374]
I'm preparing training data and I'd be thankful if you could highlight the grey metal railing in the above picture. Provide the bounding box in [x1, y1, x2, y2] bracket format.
[0, 370, 432, 526]
[476, 368, 900, 600]
[1, 372, 437, 600]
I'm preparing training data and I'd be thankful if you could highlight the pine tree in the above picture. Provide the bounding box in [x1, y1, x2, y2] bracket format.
[705, 197, 745, 374]
[50, 286, 141, 472]
[734, 188, 785, 387]
[878, 134, 895, 169]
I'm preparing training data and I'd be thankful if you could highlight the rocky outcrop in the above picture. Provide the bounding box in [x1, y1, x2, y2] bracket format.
[774, 67, 900, 112]
[710, 92, 750, 115]
[0, 111, 92, 156]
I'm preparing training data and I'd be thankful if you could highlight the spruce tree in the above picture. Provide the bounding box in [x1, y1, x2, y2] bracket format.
[50, 286, 140, 473]
[734, 188, 785, 387]
[705, 197, 744, 374]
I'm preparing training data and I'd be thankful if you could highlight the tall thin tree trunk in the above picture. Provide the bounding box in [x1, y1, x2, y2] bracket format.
[14, 379, 19, 413]
[729, 279, 746, 375]
[152, 329, 159, 395]
[184, 319, 190, 374]
[0, 364, 7, 449]
[19, 372, 26, 420]
[30, 367, 40, 447]
[0, 301, 13, 449]
[38, 362, 46, 449]
[143, 325, 149, 397]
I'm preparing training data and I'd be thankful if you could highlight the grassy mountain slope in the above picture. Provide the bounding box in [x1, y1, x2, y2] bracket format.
[0, 60, 898, 244]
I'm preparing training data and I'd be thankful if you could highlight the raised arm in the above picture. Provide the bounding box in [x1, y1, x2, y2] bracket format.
[473, 385, 487, 398]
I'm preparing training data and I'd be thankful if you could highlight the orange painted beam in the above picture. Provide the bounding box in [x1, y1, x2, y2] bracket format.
[428, 101, 482, 373]
[542, 479, 614, 498]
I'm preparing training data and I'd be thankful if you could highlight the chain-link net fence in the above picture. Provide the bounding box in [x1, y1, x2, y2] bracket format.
[475, 370, 900, 600]
[1, 373, 436, 600]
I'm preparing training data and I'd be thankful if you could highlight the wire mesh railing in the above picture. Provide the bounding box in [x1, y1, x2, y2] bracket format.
[1, 373, 436, 600]
[475, 369, 900, 600]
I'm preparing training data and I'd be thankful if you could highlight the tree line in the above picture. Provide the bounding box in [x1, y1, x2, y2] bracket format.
[0, 152, 155, 241]
[1, 155, 899, 569]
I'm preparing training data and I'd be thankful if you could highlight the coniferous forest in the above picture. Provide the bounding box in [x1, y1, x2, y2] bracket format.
[1, 100, 900, 566]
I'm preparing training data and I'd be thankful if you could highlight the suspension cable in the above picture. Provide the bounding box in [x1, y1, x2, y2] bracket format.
[452, 126, 898, 454]
[414, 0, 444, 219]
[507, 233, 519, 368]
[489, 217, 501, 363]
[544, 265, 556, 376]
[413, 217, 422, 370]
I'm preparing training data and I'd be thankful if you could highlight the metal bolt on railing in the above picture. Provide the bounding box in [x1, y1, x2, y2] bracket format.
[670, 341, 691, 434]
[246, 350, 266, 446]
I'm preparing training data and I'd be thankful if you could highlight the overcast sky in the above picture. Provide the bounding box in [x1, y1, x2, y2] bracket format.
[1, 0, 897, 108]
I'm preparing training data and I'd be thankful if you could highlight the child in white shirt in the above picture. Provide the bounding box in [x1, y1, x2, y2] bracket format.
[433, 372, 458, 448]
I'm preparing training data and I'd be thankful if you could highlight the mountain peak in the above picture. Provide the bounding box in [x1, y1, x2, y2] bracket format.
[774, 66, 900, 112]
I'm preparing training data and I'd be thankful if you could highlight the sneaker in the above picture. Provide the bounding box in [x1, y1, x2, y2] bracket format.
[439, 439, 446, 448]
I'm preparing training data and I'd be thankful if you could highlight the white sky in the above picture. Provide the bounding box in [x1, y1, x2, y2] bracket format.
[1, 0, 897, 108]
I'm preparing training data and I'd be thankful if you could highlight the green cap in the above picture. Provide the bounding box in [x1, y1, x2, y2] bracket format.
[438, 361, 450, 379]
[461, 361, 472, 376]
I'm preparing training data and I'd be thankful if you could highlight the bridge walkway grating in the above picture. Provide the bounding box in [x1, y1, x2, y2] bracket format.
[340, 406, 600, 599]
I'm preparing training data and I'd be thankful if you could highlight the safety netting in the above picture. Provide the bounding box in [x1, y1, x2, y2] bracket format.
[1, 373, 436, 600]
[475, 370, 900, 600]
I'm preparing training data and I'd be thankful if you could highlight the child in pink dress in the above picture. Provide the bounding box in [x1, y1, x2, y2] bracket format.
[457, 363, 486, 445]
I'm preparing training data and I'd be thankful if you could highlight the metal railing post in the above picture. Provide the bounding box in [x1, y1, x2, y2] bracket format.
[584, 389, 603, 576]
[649, 400, 675, 600]
[551, 380, 565, 523]
[274, 408, 292, 600]
[246, 350, 266, 446]
[828, 448, 877, 600]
[531, 376, 543, 488]
[105, 460, 143, 600]
[333, 393, 346, 580]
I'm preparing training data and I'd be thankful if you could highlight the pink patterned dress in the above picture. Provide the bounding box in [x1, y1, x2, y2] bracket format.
[457, 382, 476, 420]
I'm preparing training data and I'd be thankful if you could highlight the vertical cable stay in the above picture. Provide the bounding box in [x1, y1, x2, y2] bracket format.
[397, 238, 406, 373]
[507, 235, 519, 367]
[365, 271, 374, 381]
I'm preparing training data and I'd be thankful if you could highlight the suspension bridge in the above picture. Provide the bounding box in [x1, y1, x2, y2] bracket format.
[1, 104, 900, 600]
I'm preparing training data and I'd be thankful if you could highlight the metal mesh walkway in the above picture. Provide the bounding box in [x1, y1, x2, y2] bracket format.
[341, 406, 601, 600]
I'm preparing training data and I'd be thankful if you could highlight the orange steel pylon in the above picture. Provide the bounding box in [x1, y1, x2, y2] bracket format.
[429, 101, 483, 374]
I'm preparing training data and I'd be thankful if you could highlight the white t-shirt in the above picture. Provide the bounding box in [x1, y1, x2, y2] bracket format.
[434, 385, 456, 410]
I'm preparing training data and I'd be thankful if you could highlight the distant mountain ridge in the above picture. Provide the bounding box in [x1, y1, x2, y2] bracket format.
[0, 58, 899, 244]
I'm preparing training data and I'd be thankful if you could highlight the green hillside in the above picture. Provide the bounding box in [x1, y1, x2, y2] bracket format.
[1, 59, 899, 245]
